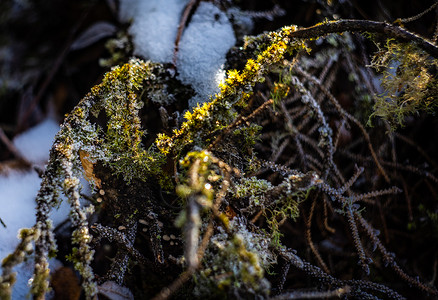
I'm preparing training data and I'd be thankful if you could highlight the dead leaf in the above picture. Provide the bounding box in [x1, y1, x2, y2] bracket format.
[51, 267, 81, 300]
[79, 150, 102, 188]
[71, 21, 117, 51]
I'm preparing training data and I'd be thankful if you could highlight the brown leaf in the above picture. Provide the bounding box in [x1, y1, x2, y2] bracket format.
[79, 150, 102, 189]
[51, 267, 81, 300]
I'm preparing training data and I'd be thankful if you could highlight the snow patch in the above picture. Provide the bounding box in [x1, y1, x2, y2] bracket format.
[118, 0, 139, 22]
[120, 0, 236, 107]
[13, 118, 60, 165]
[176, 2, 236, 107]
[126, 0, 189, 63]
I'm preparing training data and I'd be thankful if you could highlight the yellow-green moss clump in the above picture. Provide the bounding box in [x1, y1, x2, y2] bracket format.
[193, 219, 275, 299]
[370, 40, 438, 129]
[85, 59, 168, 184]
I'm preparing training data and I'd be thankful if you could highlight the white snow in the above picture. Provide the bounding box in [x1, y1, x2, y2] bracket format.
[124, 0, 189, 63]
[0, 170, 41, 298]
[176, 2, 236, 107]
[0, 118, 72, 299]
[13, 118, 60, 165]
[120, 0, 236, 107]
[117, 0, 139, 23]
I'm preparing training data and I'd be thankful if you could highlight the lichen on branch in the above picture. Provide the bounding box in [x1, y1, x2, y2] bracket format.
[369, 40, 438, 128]
[2, 12, 438, 300]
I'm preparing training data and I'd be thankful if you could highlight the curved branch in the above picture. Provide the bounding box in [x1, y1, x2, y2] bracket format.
[288, 19, 438, 59]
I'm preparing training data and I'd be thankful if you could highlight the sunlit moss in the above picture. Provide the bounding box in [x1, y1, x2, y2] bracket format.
[156, 25, 308, 156]
[233, 175, 312, 248]
[7, 58, 174, 299]
[177, 150, 218, 206]
[369, 40, 438, 129]
[194, 219, 274, 298]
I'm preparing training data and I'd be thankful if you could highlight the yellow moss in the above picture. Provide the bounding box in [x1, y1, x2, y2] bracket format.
[155, 26, 309, 156]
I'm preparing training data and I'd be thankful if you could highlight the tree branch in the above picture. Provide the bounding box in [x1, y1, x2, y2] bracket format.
[288, 19, 438, 59]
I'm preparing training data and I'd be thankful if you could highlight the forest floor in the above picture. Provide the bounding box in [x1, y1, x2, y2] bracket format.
[1, 1, 438, 299]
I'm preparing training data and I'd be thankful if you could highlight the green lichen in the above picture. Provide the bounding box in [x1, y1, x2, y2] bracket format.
[232, 123, 262, 156]
[86, 59, 168, 185]
[7, 58, 174, 299]
[264, 186, 310, 248]
[194, 219, 274, 298]
[99, 31, 133, 68]
[233, 175, 313, 248]
[234, 177, 274, 209]
[369, 40, 438, 129]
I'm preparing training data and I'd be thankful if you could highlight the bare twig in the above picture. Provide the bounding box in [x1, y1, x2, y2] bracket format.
[294, 65, 391, 183]
[17, 9, 91, 133]
[0, 128, 32, 167]
[288, 19, 438, 58]
[395, 2, 438, 24]
[173, 0, 200, 66]
[304, 198, 330, 274]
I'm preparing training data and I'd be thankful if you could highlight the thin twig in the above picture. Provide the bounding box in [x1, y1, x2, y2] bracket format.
[173, 0, 200, 66]
[287, 19, 438, 58]
[271, 286, 351, 300]
[294, 65, 390, 183]
[395, 2, 438, 24]
[0, 128, 32, 167]
[304, 198, 330, 274]
[208, 97, 274, 150]
[16, 9, 91, 133]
